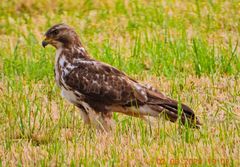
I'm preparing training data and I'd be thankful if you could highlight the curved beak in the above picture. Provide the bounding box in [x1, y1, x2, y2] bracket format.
[42, 41, 48, 47]
[42, 38, 51, 47]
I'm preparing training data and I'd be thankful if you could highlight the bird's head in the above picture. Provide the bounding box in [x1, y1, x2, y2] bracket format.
[42, 24, 81, 49]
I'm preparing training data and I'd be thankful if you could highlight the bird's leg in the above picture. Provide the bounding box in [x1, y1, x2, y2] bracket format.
[88, 111, 115, 132]
[77, 102, 114, 131]
[99, 112, 115, 132]
[76, 104, 91, 125]
[77, 102, 97, 128]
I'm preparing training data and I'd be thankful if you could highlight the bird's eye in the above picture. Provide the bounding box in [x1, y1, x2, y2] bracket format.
[52, 29, 59, 36]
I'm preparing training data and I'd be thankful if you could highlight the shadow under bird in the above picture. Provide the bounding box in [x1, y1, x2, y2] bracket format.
[42, 24, 201, 131]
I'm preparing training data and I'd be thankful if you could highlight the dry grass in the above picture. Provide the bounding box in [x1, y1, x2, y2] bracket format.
[0, 76, 239, 166]
[0, 0, 240, 166]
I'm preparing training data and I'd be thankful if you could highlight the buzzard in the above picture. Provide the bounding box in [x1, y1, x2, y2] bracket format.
[42, 24, 201, 131]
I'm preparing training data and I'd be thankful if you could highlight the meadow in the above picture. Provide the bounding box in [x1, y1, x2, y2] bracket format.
[0, 0, 239, 166]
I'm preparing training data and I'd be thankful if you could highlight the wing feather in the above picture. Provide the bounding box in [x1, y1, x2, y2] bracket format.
[63, 60, 147, 105]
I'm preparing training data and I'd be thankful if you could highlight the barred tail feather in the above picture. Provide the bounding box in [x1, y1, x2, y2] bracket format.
[146, 90, 201, 128]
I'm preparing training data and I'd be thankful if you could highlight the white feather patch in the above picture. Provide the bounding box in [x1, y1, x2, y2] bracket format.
[55, 48, 63, 86]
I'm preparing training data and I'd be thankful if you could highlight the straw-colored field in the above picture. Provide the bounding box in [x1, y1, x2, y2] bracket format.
[0, 0, 239, 166]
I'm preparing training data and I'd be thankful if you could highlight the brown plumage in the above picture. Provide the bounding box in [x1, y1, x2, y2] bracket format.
[42, 23, 201, 131]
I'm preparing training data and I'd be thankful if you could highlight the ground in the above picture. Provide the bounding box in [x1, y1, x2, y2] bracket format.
[0, 0, 239, 166]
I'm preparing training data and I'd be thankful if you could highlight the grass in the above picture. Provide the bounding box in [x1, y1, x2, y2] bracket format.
[0, 0, 239, 166]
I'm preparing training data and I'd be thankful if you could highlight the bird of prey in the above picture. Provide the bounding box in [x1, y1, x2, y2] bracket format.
[42, 24, 201, 131]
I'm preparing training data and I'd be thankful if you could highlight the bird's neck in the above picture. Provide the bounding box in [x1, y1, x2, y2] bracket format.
[58, 44, 90, 59]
